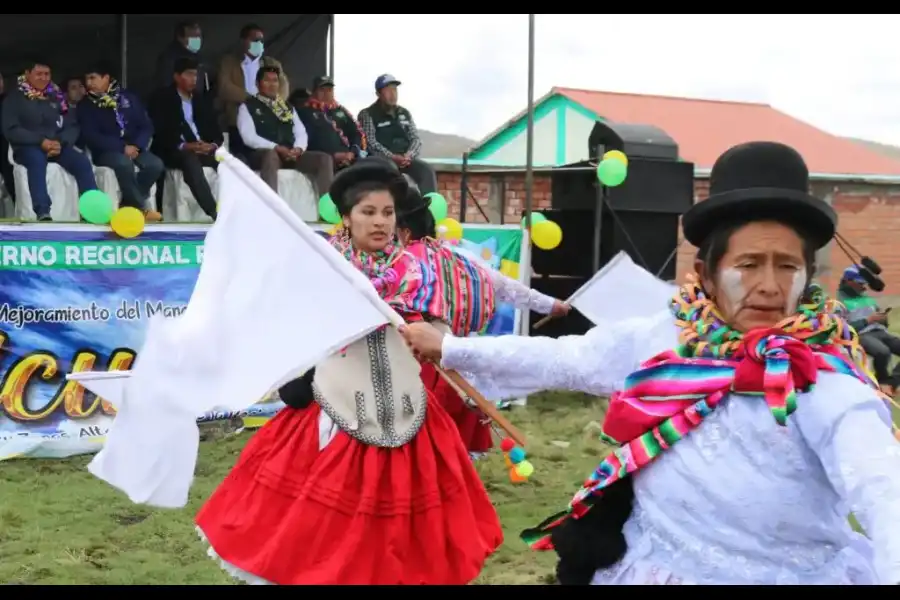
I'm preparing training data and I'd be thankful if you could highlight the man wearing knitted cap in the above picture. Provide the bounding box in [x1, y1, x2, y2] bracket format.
[358, 74, 438, 195]
[838, 265, 900, 395]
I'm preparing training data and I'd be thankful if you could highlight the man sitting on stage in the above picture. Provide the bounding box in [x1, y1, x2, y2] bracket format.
[236, 65, 333, 199]
[839, 265, 900, 395]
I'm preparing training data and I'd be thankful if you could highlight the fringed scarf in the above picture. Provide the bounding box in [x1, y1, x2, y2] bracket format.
[256, 94, 293, 123]
[521, 275, 878, 550]
[405, 237, 496, 336]
[18, 74, 68, 115]
[329, 235, 422, 317]
[87, 79, 126, 136]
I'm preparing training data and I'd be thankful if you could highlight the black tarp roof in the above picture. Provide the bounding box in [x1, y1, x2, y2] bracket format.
[0, 14, 330, 98]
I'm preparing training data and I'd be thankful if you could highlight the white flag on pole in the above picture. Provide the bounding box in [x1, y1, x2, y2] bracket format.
[75, 151, 393, 508]
[569, 251, 677, 325]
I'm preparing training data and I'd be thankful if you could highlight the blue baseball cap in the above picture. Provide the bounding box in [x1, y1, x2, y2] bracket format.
[842, 265, 867, 285]
[375, 74, 401, 91]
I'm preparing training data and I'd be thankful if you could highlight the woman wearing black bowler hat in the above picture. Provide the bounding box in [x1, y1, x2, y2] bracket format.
[195, 160, 503, 585]
[400, 141, 900, 584]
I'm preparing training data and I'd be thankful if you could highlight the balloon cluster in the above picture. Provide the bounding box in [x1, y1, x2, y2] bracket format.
[78, 190, 145, 238]
[597, 150, 628, 187]
[521, 212, 562, 251]
[500, 438, 533, 483]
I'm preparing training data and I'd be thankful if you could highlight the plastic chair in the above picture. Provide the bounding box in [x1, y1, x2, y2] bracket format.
[8, 146, 79, 221]
[161, 167, 218, 223]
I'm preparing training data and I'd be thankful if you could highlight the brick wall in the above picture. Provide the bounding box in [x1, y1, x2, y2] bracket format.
[436, 169, 900, 293]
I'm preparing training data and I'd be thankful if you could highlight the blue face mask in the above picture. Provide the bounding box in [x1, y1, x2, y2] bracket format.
[248, 41, 264, 57]
[186, 37, 202, 53]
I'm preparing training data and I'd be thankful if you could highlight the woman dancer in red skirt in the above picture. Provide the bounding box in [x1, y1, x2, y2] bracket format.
[195, 162, 503, 585]
[395, 188, 569, 456]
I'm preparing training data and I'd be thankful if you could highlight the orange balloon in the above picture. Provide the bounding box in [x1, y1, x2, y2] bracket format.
[509, 467, 528, 484]
[504, 454, 513, 469]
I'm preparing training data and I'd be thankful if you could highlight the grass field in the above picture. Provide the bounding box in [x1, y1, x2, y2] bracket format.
[0, 391, 610, 585]
[3, 319, 899, 585]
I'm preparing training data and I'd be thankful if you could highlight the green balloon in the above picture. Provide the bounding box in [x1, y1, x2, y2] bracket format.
[597, 158, 627, 187]
[521, 212, 547, 228]
[78, 190, 114, 225]
[424, 193, 448, 222]
[318, 194, 341, 224]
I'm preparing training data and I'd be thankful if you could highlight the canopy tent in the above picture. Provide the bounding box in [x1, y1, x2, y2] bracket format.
[0, 14, 332, 98]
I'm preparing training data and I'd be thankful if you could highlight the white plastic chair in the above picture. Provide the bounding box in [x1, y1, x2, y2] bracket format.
[8, 146, 79, 221]
[161, 167, 218, 223]
[252, 169, 317, 222]
[87, 148, 156, 211]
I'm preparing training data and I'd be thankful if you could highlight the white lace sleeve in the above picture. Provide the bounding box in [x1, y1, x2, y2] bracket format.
[795, 372, 900, 585]
[487, 268, 556, 314]
[440, 311, 672, 397]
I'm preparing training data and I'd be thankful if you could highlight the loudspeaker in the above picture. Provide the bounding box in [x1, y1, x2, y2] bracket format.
[551, 159, 694, 215]
[588, 121, 678, 161]
[531, 208, 680, 281]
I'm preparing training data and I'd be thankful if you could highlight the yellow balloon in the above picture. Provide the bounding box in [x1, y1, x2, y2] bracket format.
[499, 259, 520, 280]
[532, 220, 562, 250]
[603, 149, 628, 166]
[437, 217, 463, 241]
[110, 207, 145, 239]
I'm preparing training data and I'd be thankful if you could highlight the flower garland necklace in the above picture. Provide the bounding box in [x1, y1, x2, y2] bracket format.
[17, 74, 68, 115]
[87, 79, 127, 136]
[256, 94, 293, 123]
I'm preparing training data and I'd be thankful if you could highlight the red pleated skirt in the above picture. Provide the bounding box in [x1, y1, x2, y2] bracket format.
[195, 392, 503, 585]
[420, 363, 494, 454]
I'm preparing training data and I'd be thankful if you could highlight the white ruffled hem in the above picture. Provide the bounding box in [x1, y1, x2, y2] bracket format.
[196, 526, 275, 585]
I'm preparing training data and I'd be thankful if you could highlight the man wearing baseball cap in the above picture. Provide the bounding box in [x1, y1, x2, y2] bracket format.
[838, 264, 900, 395]
[358, 74, 437, 194]
[295, 75, 367, 171]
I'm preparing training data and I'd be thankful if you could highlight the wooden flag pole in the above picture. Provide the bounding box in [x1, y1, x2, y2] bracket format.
[435, 366, 527, 447]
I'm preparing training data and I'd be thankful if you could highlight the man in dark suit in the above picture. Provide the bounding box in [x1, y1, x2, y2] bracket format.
[148, 57, 223, 220]
[80, 62, 163, 221]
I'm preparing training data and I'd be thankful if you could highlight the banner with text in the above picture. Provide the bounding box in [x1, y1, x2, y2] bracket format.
[0, 224, 527, 461]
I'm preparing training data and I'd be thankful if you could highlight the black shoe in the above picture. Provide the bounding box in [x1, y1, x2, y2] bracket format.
[37, 214, 52, 222]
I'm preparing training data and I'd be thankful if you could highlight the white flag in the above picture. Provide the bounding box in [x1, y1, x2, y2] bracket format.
[570, 252, 677, 325]
[78, 151, 391, 508]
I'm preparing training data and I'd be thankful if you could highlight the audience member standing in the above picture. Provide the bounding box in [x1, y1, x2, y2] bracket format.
[148, 57, 222, 221]
[237, 66, 333, 198]
[1, 60, 97, 221]
[79, 63, 163, 222]
[217, 23, 288, 161]
[154, 21, 211, 96]
[358, 74, 437, 194]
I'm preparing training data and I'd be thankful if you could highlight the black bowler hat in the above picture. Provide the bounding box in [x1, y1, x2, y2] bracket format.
[395, 187, 431, 218]
[682, 141, 837, 249]
[329, 160, 407, 215]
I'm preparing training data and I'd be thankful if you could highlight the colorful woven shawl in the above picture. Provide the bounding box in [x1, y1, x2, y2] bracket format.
[521, 275, 878, 550]
[329, 235, 422, 316]
[404, 238, 496, 336]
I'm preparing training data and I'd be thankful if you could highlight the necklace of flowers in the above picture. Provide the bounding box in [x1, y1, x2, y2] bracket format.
[17, 74, 68, 115]
[88, 79, 127, 137]
[256, 94, 293, 124]
[305, 98, 351, 148]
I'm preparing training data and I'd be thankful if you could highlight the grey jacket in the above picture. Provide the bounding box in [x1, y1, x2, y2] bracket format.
[1, 87, 80, 148]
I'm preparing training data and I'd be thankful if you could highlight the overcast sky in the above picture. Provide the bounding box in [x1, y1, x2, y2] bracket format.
[333, 14, 900, 146]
